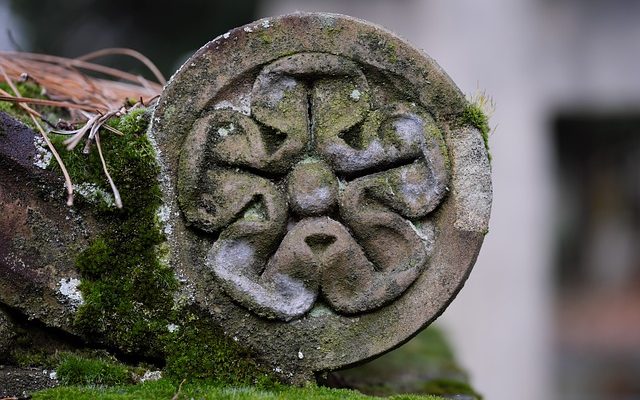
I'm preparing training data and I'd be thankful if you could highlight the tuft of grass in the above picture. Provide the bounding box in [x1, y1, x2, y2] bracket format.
[33, 379, 449, 400]
[56, 353, 131, 386]
[460, 92, 494, 160]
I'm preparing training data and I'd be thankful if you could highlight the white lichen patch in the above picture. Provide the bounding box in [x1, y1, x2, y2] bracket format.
[243, 26, 254, 33]
[409, 219, 437, 253]
[33, 135, 53, 169]
[58, 277, 84, 308]
[223, 32, 230, 39]
[74, 182, 115, 208]
[217, 123, 236, 137]
[214, 97, 251, 116]
[261, 19, 272, 29]
[297, 350, 304, 359]
[350, 89, 361, 101]
[157, 204, 173, 235]
[166, 323, 179, 333]
[140, 370, 162, 382]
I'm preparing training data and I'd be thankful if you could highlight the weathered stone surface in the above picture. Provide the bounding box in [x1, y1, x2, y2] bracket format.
[152, 12, 491, 381]
[0, 112, 92, 336]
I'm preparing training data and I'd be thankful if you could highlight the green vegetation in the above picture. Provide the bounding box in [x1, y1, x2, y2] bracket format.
[461, 102, 491, 159]
[47, 108, 272, 384]
[163, 309, 274, 385]
[55, 353, 131, 386]
[49, 108, 177, 356]
[12, 349, 139, 386]
[0, 81, 52, 129]
[33, 380, 447, 400]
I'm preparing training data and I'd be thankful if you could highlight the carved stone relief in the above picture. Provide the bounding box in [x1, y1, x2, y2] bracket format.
[152, 13, 491, 379]
[178, 52, 449, 321]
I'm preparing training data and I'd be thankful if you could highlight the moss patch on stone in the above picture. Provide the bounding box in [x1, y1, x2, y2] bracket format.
[33, 379, 448, 400]
[163, 309, 275, 386]
[0, 81, 52, 130]
[11, 348, 140, 386]
[49, 108, 176, 355]
[460, 102, 491, 158]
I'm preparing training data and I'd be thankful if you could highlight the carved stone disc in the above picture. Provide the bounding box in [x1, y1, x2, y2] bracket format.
[152, 12, 491, 381]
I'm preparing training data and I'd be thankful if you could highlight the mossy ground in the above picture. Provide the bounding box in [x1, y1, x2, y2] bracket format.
[33, 380, 447, 400]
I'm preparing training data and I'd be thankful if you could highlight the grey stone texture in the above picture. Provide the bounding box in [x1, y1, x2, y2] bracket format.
[0, 112, 88, 336]
[152, 12, 491, 381]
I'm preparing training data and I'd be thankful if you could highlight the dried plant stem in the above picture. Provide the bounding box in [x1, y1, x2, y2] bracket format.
[77, 48, 167, 85]
[171, 379, 187, 400]
[94, 131, 122, 209]
[1, 51, 158, 88]
[0, 89, 43, 119]
[0, 95, 105, 112]
[0, 66, 74, 205]
[0, 49, 164, 209]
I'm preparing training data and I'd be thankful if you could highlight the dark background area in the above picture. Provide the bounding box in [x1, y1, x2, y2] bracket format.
[8, 0, 259, 78]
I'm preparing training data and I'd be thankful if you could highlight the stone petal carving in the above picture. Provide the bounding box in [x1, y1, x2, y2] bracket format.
[154, 12, 492, 379]
[178, 52, 451, 321]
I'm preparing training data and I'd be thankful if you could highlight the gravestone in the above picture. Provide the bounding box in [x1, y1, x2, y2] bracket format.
[152, 12, 491, 381]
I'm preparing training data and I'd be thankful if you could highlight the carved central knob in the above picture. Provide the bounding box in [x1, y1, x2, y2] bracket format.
[287, 159, 338, 216]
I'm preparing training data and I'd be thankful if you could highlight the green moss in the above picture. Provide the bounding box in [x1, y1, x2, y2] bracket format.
[258, 31, 273, 44]
[56, 353, 131, 386]
[461, 103, 491, 159]
[163, 310, 274, 386]
[12, 348, 140, 387]
[33, 379, 448, 400]
[0, 81, 49, 129]
[385, 41, 399, 64]
[12, 348, 59, 369]
[49, 108, 177, 355]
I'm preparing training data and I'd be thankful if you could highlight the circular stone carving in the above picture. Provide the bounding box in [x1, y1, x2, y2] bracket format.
[152, 13, 491, 381]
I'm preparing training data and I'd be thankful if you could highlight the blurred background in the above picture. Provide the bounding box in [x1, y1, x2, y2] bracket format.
[2, 1, 639, 399]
